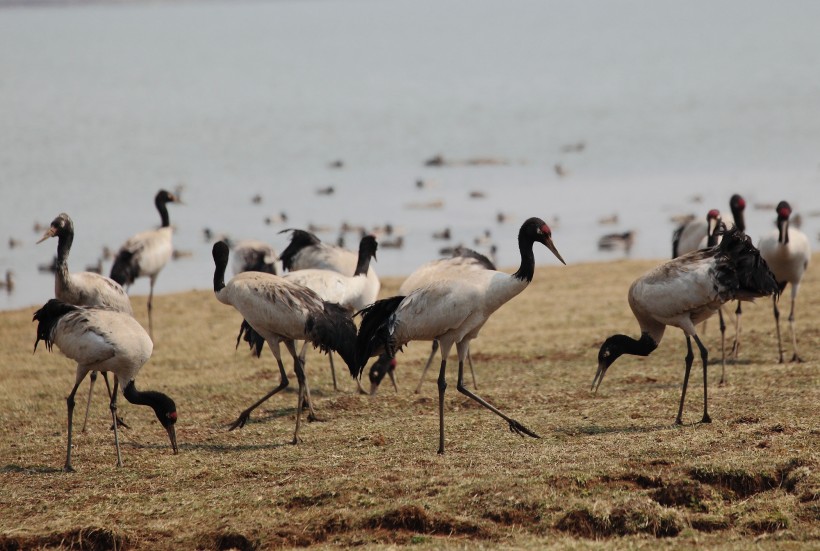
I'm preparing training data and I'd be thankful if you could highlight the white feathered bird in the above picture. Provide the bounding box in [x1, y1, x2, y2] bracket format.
[279, 230, 380, 391]
[33, 299, 178, 471]
[593, 226, 778, 425]
[356, 217, 565, 454]
[367, 246, 497, 395]
[37, 212, 134, 432]
[758, 201, 811, 363]
[232, 239, 278, 275]
[212, 241, 358, 443]
[110, 189, 181, 340]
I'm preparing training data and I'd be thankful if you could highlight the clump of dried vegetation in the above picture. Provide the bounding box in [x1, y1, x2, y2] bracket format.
[1, 255, 818, 549]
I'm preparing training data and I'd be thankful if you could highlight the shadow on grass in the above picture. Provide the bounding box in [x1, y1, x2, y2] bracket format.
[554, 423, 677, 436]
[1, 464, 63, 474]
[124, 440, 293, 452]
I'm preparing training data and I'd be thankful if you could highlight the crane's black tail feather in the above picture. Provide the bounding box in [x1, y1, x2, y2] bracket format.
[305, 301, 359, 378]
[714, 226, 780, 301]
[236, 319, 265, 358]
[32, 299, 80, 352]
[109, 250, 138, 286]
[671, 223, 686, 259]
[355, 296, 405, 373]
[278, 229, 321, 271]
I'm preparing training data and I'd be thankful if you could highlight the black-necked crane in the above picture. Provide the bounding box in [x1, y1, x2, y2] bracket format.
[672, 207, 730, 380]
[212, 241, 358, 443]
[232, 239, 278, 275]
[592, 226, 778, 425]
[279, 229, 380, 391]
[33, 299, 178, 471]
[356, 217, 565, 454]
[758, 201, 811, 363]
[110, 189, 181, 340]
[368, 246, 497, 395]
[280, 234, 378, 392]
[672, 208, 722, 258]
[37, 213, 134, 432]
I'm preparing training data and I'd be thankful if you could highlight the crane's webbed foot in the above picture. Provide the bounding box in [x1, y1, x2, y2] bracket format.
[508, 419, 540, 439]
[701, 414, 712, 424]
[791, 353, 804, 363]
[63, 464, 75, 473]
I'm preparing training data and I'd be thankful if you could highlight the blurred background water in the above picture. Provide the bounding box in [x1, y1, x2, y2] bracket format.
[1, 0, 819, 311]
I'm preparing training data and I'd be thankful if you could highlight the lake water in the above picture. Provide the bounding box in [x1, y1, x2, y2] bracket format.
[1, 0, 819, 312]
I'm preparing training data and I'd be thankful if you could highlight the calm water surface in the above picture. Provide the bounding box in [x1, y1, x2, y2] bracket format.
[1, 0, 819, 311]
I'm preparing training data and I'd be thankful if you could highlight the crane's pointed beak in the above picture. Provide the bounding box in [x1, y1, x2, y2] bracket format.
[591, 361, 607, 393]
[545, 236, 566, 265]
[166, 425, 178, 454]
[369, 381, 379, 396]
[36, 227, 57, 244]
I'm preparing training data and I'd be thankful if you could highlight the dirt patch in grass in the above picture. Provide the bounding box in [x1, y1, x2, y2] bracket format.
[650, 480, 712, 511]
[555, 499, 683, 538]
[690, 515, 732, 532]
[690, 459, 810, 499]
[285, 491, 339, 510]
[744, 512, 791, 534]
[482, 501, 542, 527]
[0, 527, 127, 551]
[363, 505, 489, 538]
[195, 531, 259, 551]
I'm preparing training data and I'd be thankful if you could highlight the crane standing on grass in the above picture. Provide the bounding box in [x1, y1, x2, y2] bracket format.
[110, 189, 181, 340]
[211, 241, 358, 444]
[758, 201, 811, 363]
[357, 217, 565, 454]
[592, 226, 778, 425]
[33, 299, 178, 472]
[37, 213, 133, 432]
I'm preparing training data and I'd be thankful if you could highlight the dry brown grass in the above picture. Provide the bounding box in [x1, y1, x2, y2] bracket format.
[1, 255, 818, 549]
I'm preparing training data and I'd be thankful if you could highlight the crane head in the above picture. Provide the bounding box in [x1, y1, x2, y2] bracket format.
[525, 217, 566, 265]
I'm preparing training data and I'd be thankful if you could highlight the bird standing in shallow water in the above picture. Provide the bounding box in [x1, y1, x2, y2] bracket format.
[758, 201, 811, 363]
[33, 299, 178, 471]
[357, 217, 565, 454]
[593, 226, 778, 425]
[37, 212, 134, 432]
[110, 189, 181, 340]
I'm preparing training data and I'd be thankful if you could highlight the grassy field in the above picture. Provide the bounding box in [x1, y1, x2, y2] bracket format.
[0, 255, 818, 550]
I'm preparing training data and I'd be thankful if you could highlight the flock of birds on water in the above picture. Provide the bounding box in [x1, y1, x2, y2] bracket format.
[23, 189, 812, 470]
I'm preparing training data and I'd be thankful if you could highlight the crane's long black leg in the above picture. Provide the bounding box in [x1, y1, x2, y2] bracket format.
[718, 308, 726, 385]
[693, 335, 711, 423]
[328, 352, 338, 391]
[415, 340, 439, 394]
[676, 336, 695, 425]
[787, 289, 803, 363]
[467, 348, 478, 390]
[455, 343, 539, 439]
[731, 301, 742, 362]
[101, 372, 129, 429]
[437, 358, 447, 455]
[229, 341, 289, 431]
[147, 275, 156, 341]
[292, 340, 316, 421]
[64, 372, 89, 472]
[292, 354, 308, 445]
[110, 377, 123, 467]
[80, 371, 98, 433]
[773, 295, 784, 363]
